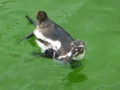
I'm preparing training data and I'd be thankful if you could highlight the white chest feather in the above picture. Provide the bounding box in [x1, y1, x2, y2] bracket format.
[57, 49, 85, 61]
[34, 28, 61, 52]
[73, 50, 85, 60]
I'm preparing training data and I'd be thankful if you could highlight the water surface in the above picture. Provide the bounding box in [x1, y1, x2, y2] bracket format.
[0, 0, 120, 90]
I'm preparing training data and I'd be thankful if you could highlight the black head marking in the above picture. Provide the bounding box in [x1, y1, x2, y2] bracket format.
[37, 39, 49, 46]
[71, 40, 81, 48]
[36, 11, 48, 21]
[70, 40, 85, 56]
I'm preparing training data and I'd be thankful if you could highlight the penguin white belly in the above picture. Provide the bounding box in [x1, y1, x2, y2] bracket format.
[73, 50, 85, 60]
[35, 39, 49, 53]
[34, 28, 61, 52]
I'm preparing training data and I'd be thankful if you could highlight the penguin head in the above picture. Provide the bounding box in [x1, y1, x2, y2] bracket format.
[22, 11, 48, 40]
[36, 11, 48, 21]
[70, 40, 85, 56]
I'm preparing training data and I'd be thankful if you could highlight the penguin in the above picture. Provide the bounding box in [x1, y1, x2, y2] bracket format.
[23, 11, 85, 64]
[53, 39, 85, 64]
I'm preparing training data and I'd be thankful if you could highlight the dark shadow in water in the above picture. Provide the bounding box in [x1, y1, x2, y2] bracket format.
[63, 59, 88, 90]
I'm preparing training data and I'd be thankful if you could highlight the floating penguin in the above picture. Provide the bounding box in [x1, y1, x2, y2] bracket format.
[23, 11, 85, 64]
[56, 40, 85, 63]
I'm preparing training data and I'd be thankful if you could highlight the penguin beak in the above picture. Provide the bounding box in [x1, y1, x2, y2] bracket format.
[22, 32, 34, 40]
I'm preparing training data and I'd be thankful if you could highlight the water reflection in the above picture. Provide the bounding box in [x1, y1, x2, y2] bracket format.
[63, 60, 88, 89]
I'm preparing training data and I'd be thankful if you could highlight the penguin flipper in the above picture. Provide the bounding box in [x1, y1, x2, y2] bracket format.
[44, 48, 58, 58]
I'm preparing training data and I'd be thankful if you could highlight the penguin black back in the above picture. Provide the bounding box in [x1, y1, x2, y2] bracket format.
[35, 11, 73, 55]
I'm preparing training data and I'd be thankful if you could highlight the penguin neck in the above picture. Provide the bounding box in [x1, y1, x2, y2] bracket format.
[36, 19, 52, 29]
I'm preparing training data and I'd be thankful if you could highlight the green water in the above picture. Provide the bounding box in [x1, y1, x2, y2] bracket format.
[0, 0, 120, 90]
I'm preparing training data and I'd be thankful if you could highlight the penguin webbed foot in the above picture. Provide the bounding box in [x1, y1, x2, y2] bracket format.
[32, 52, 41, 56]
[31, 49, 58, 59]
[44, 48, 58, 58]
[31, 52, 49, 57]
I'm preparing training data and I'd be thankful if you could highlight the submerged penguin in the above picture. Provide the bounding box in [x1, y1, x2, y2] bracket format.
[23, 11, 85, 63]
[57, 40, 85, 63]
[47, 39, 85, 64]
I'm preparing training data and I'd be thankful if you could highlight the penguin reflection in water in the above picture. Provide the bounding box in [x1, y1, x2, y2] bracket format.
[23, 11, 85, 64]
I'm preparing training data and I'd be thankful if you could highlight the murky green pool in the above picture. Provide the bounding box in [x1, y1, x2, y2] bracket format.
[0, 0, 120, 90]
